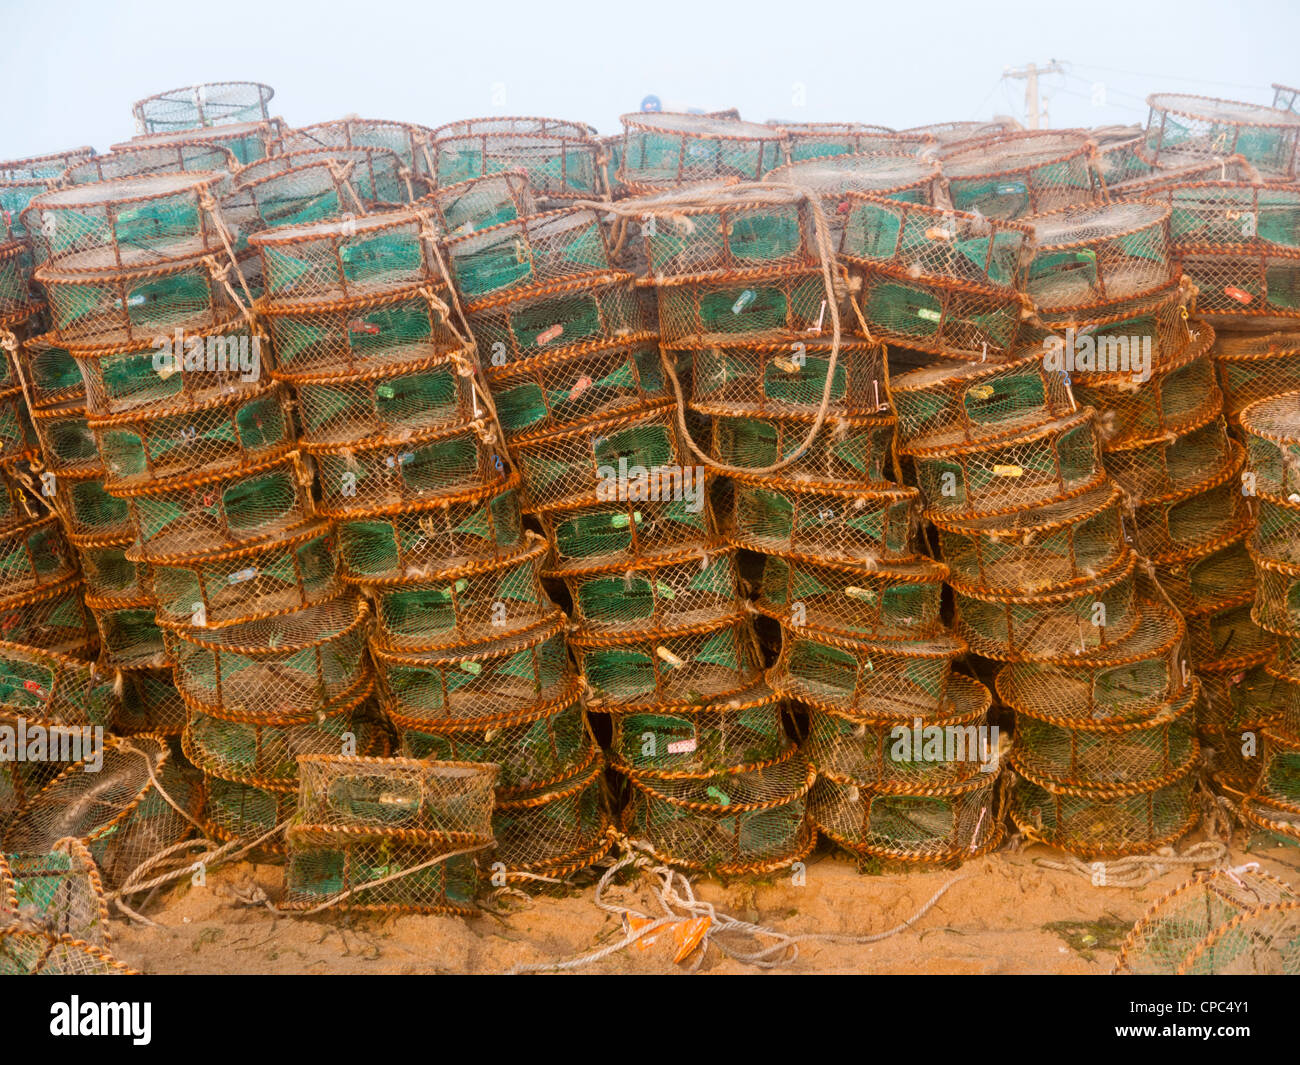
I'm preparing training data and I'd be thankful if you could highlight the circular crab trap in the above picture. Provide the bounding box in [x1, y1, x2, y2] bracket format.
[1272, 631, 1300, 683]
[1008, 678, 1198, 787]
[1198, 659, 1294, 732]
[908, 407, 1106, 521]
[114, 666, 186, 737]
[619, 753, 814, 875]
[1185, 593, 1275, 671]
[281, 119, 436, 178]
[421, 171, 537, 237]
[306, 419, 499, 516]
[1256, 491, 1300, 566]
[23, 172, 231, 273]
[1127, 442, 1248, 560]
[75, 534, 154, 604]
[0, 837, 110, 945]
[770, 121, 895, 161]
[431, 116, 600, 199]
[1240, 390, 1300, 499]
[1153, 529, 1254, 615]
[764, 152, 943, 221]
[1178, 248, 1300, 325]
[1009, 756, 1197, 859]
[0, 514, 76, 600]
[811, 769, 1004, 863]
[1251, 548, 1300, 636]
[490, 335, 666, 442]
[123, 451, 314, 562]
[940, 131, 1104, 219]
[1142, 93, 1300, 179]
[699, 406, 896, 484]
[1103, 414, 1233, 501]
[804, 677, 995, 789]
[1244, 728, 1300, 837]
[0, 243, 38, 323]
[618, 113, 787, 191]
[752, 551, 947, 641]
[63, 142, 238, 185]
[114, 121, 280, 167]
[251, 209, 442, 305]
[258, 281, 462, 379]
[771, 625, 968, 716]
[89, 383, 293, 489]
[493, 749, 610, 879]
[166, 594, 370, 721]
[952, 549, 1140, 661]
[1214, 329, 1300, 426]
[687, 337, 885, 416]
[335, 473, 524, 581]
[0, 147, 97, 237]
[367, 535, 551, 651]
[86, 596, 166, 669]
[445, 208, 612, 304]
[1025, 201, 1174, 313]
[571, 613, 762, 710]
[550, 541, 739, 636]
[394, 682, 591, 793]
[653, 267, 831, 346]
[605, 681, 790, 775]
[201, 773, 295, 847]
[132, 81, 273, 135]
[19, 332, 84, 410]
[373, 610, 571, 723]
[2, 735, 203, 888]
[146, 518, 340, 629]
[0, 575, 97, 653]
[1157, 181, 1300, 257]
[0, 640, 116, 727]
[0, 384, 34, 462]
[52, 471, 132, 540]
[537, 483, 716, 570]
[726, 473, 920, 565]
[891, 351, 1075, 452]
[1032, 274, 1194, 362]
[465, 270, 651, 364]
[0, 928, 137, 975]
[36, 255, 243, 349]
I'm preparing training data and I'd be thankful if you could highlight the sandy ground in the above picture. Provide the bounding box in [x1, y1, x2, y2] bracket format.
[106, 829, 1300, 975]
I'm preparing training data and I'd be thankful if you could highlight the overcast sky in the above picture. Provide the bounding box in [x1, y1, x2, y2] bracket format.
[3, 0, 1296, 159]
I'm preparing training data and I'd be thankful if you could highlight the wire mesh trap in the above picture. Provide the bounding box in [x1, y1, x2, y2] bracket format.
[86, 595, 166, 669]
[1240, 389, 1300, 499]
[1243, 727, 1300, 841]
[1153, 529, 1255, 616]
[653, 267, 832, 346]
[0, 926, 137, 975]
[0, 384, 35, 463]
[280, 119, 436, 179]
[618, 113, 787, 191]
[771, 121, 900, 162]
[1126, 441, 1248, 561]
[1256, 491, 1300, 567]
[0, 640, 117, 728]
[939, 131, 1103, 219]
[19, 331, 88, 411]
[114, 666, 186, 737]
[1142, 93, 1300, 179]
[132, 81, 274, 135]
[698, 406, 896, 484]
[493, 748, 611, 879]
[1103, 414, 1233, 502]
[115, 121, 281, 168]
[763, 153, 943, 220]
[1185, 594, 1276, 672]
[0, 243, 39, 324]
[201, 773, 296, 846]
[431, 116, 601, 202]
[0, 147, 97, 238]
[1178, 248, 1300, 325]
[1215, 329, 1300, 429]
[63, 143, 238, 185]
[0, 513, 77, 601]
[1251, 547, 1300, 637]
[0, 837, 110, 945]
[0, 576, 97, 654]
[419, 171, 537, 237]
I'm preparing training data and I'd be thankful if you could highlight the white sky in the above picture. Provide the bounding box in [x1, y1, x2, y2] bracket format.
[2, 0, 1296, 159]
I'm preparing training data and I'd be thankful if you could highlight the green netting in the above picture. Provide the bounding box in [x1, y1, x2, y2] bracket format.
[686, 338, 886, 415]
[700, 407, 895, 483]
[1142, 93, 1300, 179]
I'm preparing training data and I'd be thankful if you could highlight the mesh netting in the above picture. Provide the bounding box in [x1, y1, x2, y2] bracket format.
[113, 121, 280, 167]
[0, 242, 38, 323]
[1142, 93, 1300, 179]
[1179, 249, 1300, 324]
[698, 406, 896, 483]
[87, 596, 166, 669]
[133, 81, 274, 135]
[620, 753, 814, 874]
[940, 131, 1103, 218]
[280, 119, 436, 178]
[1153, 181, 1300, 259]
[537, 485, 716, 569]
[1213, 328, 1300, 426]
[1270, 632, 1300, 682]
[1127, 442, 1248, 560]
[0, 837, 110, 944]
[654, 268, 831, 346]
[493, 749, 611, 878]
[70, 536, 147, 609]
[64, 143, 237, 185]
[1251, 547, 1300, 636]
[0, 927, 137, 975]
[1256, 492, 1300, 566]
[0, 641, 116, 727]
[772, 122, 901, 162]
[1154, 530, 1254, 615]
[1103, 414, 1233, 501]
[0, 576, 97, 653]
[0, 384, 35, 462]
[1244, 728, 1300, 836]
[201, 772, 295, 845]
[1185, 595, 1276, 671]
[618, 113, 787, 190]
[20, 331, 87, 410]
[1198, 661, 1294, 732]
[1106, 151, 1261, 200]
[431, 117, 601, 202]
[114, 666, 186, 737]
[0, 147, 97, 238]
[763, 154, 943, 231]
[1240, 390, 1300, 498]
[420, 171, 537, 237]
[0, 514, 76, 601]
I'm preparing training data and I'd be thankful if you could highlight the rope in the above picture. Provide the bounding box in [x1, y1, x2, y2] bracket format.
[1032, 840, 1229, 889]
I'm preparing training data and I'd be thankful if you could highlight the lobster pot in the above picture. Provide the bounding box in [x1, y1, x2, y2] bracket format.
[810, 770, 1004, 863]
[368, 536, 552, 650]
[850, 267, 1024, 361]
[494, 750, 610, 878]
[951, 550, 1140, 660]
[1103, 415, 1233, 501]
[288, 353, 477, 447]
[0, 385, 34, 463]
[618, 113, 786, 190]
[0, 928, 137, 976]
[1008, 679, 1198, 787]
[773, 122, 897, 162]
[751, 552, 947, 641]
[764, 153, 943, 224]
[0, 838, 109, 946]
[90, 383, 293, 489]
[536, 485, 716, 570]
[1213, 329, 1300, 426]
[1115, 868, 1300, 975]
[490, 335, 666, 442]
[114, 666, 186, 737]
[0, 640, 117, 728]
[941, 132, 1103, 218]
[72, 317, 266, 416]
[654, 268, 831, 346]
[510, 401, 685, 514]
[1245, 729, 1300, 838]
[605, 681, 790, 775]
[1178, 250, 1300, 325]
[0, 243, 37, 323]
[993, 595, 1192, 720]
[24, 172, 230, 273]
[700, 406, 896, 484]
[1107, 152, 1259, 200]
[1185, 595, 1275, 671]
[132, 81, 274, 134]
[259, 283, 462, 379]
[1033, 278, 1195, 370]
[0, 148, 97, 237]
[1159, 181, 1300, 256]
[37, 256, 243, 348]
[2, 735, 203, 889]
[63, 143, 238, 185]
[1256, 493, 1300, 565]
[124, 452, 313, 562]
[307, 419, 500, 515]
[114, 121, 281, 167]
[1026, 202, 1174, 312]
[0, 754, 57, 826]
[334, 474, 525, 581]
[1009, 758, 1198, 859]
[1153, 532, 1254, 615]
[1241, 390, 1300, 498]
[18, 332, 83, 410]
[908, 408, 1106, 521]
[931, 484, 1126, 595]
[551, 542, 740, 635]
[373, 612, 571, 722]
[70, 534, 148, 601]
[1197, 662, 1294, 733]
[770, 626, 968, 717]
[465, 271, 652, 366]
[422, 171, 537, 236]
[202, 773, 296, 846]
[687, 338, 886, 415]
[251, 209, 442, 304]
[280, 119, 436, 178]
[1252, 549, 1300, 636]
[1092, 135, 1151, 188]
[1274, 633, 1300, 682]
[394, 684, 591, 793]
[147, 519, 340, 628]
[1071, 329, 1219, 450]
[804, 675, 994, 789]
[619, 754, 814, 874]
[0, 514, 76, 600]
[891, 352, 1075, 452]
[86, 596, 166, 669]
[1142, 93, 1300, 179]
[571, 613, 763, 709]
[0, 576, 97, 653]
[1128, 445, 1248, 560]
[431, 117, 600, 201]
[166, 595, 371, 720]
